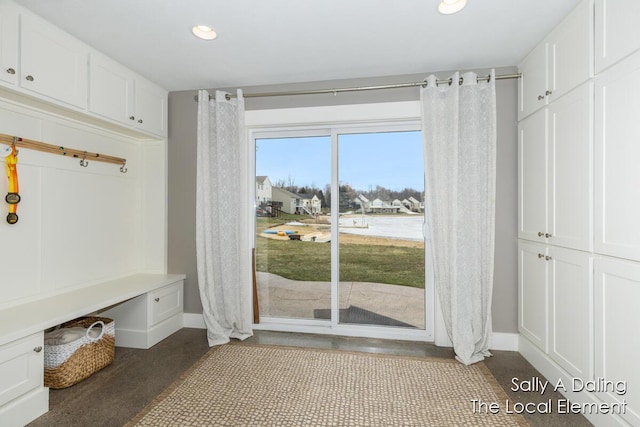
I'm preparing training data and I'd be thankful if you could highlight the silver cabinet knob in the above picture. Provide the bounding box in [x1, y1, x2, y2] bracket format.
[545, 233, 552, 238]
[129, 116, 135, 121]
[25, 75, 34, 82]
[154, 297, 160, 302]
[537, 231, 544, 237]
[538, 253, 545, 258]
[138, 119, 143, 124]
[545, 255, 552, 261]
[34, 346, 43, 353]
[545, 90, 553, 96]
[537, 95, 545, 101]
[6, 68, 15, 75]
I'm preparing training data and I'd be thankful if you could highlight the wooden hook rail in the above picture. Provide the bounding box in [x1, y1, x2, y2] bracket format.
[0, 133, 127, 172]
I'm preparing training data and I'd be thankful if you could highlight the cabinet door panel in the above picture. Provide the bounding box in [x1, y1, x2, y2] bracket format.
[0, 3, 18, 85]
[518, 108, 547, 243]
[0, 333, 43, 407]
[548, 0, 592, 101]
[595, 0, 640, 73]
[88, 53, 134, 124]
[134, 78, 166, 136]
[594, 257, 640, 426]
[548, 83, 593, 251]
[518, 241, 548, 351]
[518, 42, 548, 120]
[549, 247, 592, 380]
[595, 51, 640, 261]
[20, 14, 88, 108]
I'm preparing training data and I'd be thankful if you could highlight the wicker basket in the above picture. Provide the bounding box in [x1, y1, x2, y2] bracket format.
[44, 316, 115, 389]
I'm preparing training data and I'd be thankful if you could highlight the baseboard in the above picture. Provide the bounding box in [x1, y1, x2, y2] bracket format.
[491, 332, 519, 351]
[0, 386, 48, 427]
[186, 312, 517, 352]
[183, 312, 206, 329]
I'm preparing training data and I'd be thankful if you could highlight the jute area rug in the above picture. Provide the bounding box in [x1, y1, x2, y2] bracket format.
[126, 344, 528, 426]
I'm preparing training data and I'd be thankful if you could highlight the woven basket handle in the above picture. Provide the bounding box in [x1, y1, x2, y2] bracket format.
[86, 320, 106, 342]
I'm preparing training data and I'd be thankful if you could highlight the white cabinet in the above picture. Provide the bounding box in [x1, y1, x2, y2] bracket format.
[133, 78, 167, 136]
[518, 241, 549, 352]
[595, 0, 640, 74]
[594, 256, 640, 426]
[0, 2, 18, 86]
[88, 52, 167, 137]
[595, 50, 640, 262]
[88, 52, 134, 125]
[0, 332, 48, 427]
[518, 0, 592, 120]
[548, 247, 593, 381]
[519, 241, 593, 380]
[98, 280, 183, 349]
[518, 82, 593, 251]
[19, 13, 88, 109]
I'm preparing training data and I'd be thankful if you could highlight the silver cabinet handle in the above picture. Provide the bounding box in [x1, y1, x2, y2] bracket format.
[537, 95, 545, 100]
[129, 116, 135, 121]
[545, 255, 552, 261]
[545, 90, 552, 96]
[138, 119, 143, 124]
[545, 233, 552, 238]
[25, 75, 34, 81]
[6, 68, 15, 75]
[34, 346, 43, 353]
[154, 297, 160, 302]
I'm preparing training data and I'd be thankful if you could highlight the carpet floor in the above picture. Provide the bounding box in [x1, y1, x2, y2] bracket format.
[126, 343, 527, 426]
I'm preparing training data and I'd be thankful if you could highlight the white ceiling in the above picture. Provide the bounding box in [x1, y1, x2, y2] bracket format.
[14, 0, 581, 92]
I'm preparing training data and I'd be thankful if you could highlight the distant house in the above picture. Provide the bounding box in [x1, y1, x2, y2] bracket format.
[408, 196, 424, 212]
[370, 198, 399, 214]
[256, 176, 273, 206]
[299, 193, 322, 214]
[353, 194, 371, 212]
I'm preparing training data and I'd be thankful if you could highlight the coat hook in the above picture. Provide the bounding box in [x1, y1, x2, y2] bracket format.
[120, 161, 128, 174]
[80, 151, 88, 167]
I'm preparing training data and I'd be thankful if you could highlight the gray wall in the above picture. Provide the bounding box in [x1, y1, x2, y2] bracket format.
[167, 66, 519, 333]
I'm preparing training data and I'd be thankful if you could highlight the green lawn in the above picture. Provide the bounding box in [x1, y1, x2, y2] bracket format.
[255, 217, 425, 289]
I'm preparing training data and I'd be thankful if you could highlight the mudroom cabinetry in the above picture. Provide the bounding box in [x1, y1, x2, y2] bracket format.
[517, 0, 592, 120]
[519, 0, 640, 425]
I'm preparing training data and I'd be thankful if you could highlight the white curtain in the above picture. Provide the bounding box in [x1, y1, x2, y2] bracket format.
[196, 89, 253, 346]
[420, 71, 497, 365]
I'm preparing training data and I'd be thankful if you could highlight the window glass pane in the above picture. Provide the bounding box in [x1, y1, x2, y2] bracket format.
[337, 131, 425, 329]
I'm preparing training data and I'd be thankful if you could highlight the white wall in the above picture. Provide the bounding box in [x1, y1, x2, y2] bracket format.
[0, 97, 166, 308]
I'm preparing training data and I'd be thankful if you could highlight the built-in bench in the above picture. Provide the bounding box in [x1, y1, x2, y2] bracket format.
[0, 273, 185, 427]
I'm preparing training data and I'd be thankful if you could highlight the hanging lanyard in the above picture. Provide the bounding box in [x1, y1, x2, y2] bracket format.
[5, 142, 20, 224]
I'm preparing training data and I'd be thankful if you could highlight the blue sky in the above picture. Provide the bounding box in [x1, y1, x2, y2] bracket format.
[256, 131, 424, 192]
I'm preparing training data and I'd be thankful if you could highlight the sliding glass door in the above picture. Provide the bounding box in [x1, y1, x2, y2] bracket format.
[253, 124, 430, 339]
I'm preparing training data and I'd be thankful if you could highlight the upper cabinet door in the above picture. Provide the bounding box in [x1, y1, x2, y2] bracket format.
[548, 83, 593, 252]
[518, 108, 548, 243]
[0, 3, 19, 85]
[518, 42, 548, 121]
[547, 0, 593, 102]
[595, 0, 640, 74]
[134, 78, 167, 137]
[20, 13, 88, 109]
[595, 50, 640, 262]
[88, 52, 134, 124]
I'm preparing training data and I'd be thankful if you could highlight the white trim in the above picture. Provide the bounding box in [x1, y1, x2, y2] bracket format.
[490, 332, 519, 351]
[183, 312, 206, 329]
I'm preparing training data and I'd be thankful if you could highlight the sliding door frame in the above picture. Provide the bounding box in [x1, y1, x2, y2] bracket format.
[246, 102, 435, 342]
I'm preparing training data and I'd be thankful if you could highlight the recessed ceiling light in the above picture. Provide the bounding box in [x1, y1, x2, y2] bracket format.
[438, 0, 467, 15]
[192, 25, 217, 40]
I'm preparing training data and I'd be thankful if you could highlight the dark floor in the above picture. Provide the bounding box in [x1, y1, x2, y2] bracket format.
[28, 328, 592, 427]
